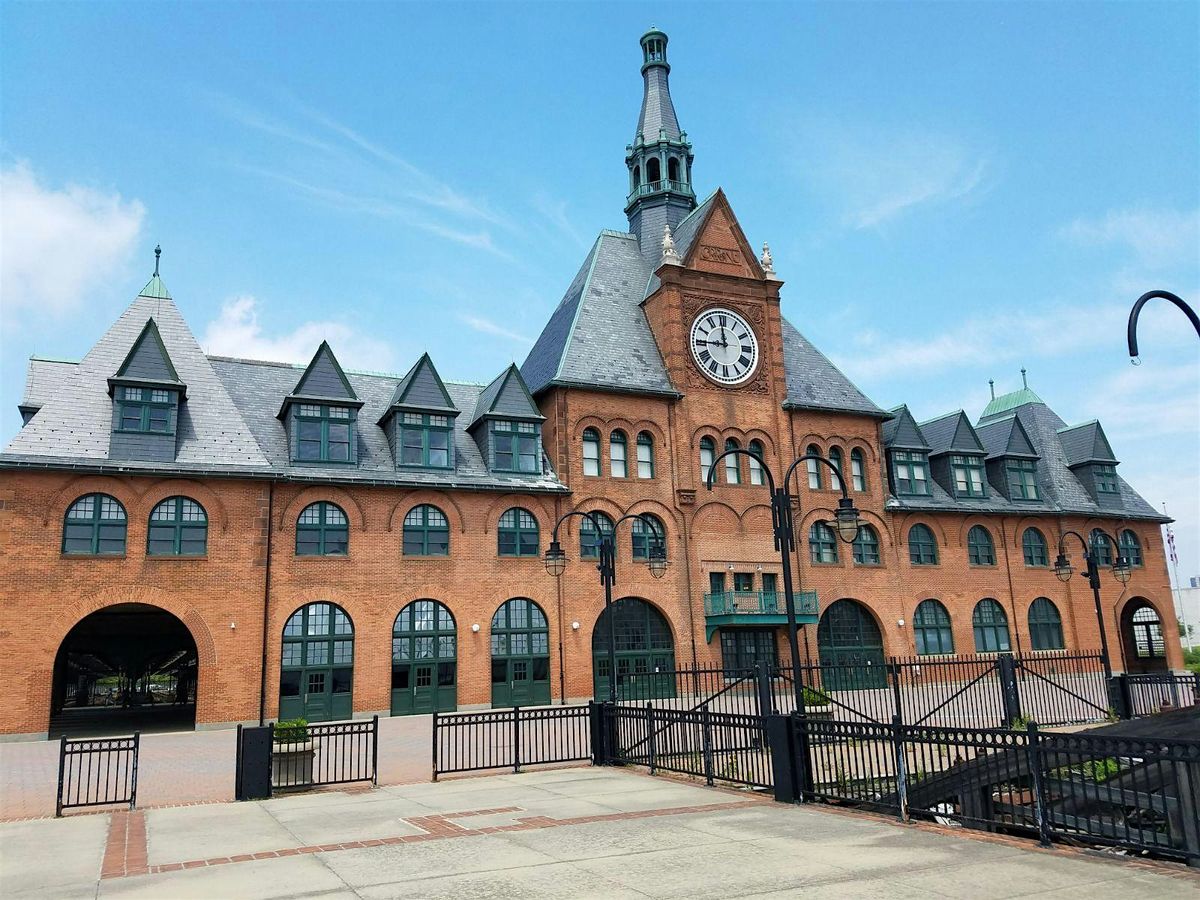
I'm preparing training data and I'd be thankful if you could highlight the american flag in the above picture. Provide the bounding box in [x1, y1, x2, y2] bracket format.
[1166, 524, 1178, 565]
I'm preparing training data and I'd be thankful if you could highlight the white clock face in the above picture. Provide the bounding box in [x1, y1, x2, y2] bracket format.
[689, 307, 759, 385]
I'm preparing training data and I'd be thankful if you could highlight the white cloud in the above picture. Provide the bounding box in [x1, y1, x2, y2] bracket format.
[0, 161, 145, 321]
[1060, 207, 1199, 269]
[456, 313, 531, 344]
[201, 295, 396, 372]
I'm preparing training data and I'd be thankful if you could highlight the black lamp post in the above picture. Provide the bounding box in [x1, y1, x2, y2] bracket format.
[544, 510, 667, 703]
[1053, 528, 1130, 681]
[1126, 290, 1200, 361]
[704, 448, 861, 714]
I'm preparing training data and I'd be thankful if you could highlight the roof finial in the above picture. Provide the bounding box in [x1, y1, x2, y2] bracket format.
[154, 244, 161, 277]
[989, 379, 995, 400]
[1021, 367, 1028, 389]
[760, 242, 776, 279]
[660, 222, 681, 266]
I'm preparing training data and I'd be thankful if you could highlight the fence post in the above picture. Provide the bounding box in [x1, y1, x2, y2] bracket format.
[891, 715, 908, 822]
[998, 653, 1022, 727]
[371, 715, 379, 786]
[1025, 722, 1052, 848]
[55, 735, 67, 818]
[889, 661, 905, 724]
[1173, 757, 1200, 867]
[129, 733, 141, 810]
[646, 703, 657, 774]
[432, 712, 440, 782]
[513, 707, 522, 774]
[701, 703, 715, 787]
[1109, 674, 1132, 720]
[755, 663, 773, 718]
[765, 714, 797, 803]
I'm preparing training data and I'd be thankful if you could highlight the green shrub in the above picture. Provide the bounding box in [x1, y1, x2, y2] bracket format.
[1184, 646, 1200, 674]
[274, 718, 308, 743]
[802, 687, 831, 708]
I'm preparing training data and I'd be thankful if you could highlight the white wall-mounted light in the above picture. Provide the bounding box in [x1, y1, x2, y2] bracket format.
[571, 621, 580, 630]
[471, 623, 480, 633]
[727, 563, 735, 571]
[897, 618, 905, 627]
[230, 622, 236, 630]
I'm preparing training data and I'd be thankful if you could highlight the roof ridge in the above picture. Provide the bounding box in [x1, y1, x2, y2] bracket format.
[917, 409, 966, 426]
[1056, 419, 1100, 432]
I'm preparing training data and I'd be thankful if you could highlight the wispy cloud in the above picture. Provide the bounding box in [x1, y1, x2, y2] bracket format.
[201, 295, 396, 372]
[0, 161, 145, 324]
[456, 313, 531, 344]
[1059, 207, 1199, 269]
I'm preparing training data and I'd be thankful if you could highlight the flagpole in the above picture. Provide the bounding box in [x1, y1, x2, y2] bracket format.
[1164, 502, 1192, 652]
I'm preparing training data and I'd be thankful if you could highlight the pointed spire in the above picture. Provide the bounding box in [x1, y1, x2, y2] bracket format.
[1021, 367, 1028, 389]
[660, 222, 682, 266]
[989, 379, 995, 400]
[760, 242, 776, 279]
[154, 244, 161, 277]
[138, 244, 172, 300]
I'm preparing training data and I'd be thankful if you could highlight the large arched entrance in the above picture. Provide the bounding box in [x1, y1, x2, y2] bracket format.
[51, 603, 198, 737]
[1121, 599, 1168, 674]
[592, 598, 676, 700]
[817, 599, 886, 690]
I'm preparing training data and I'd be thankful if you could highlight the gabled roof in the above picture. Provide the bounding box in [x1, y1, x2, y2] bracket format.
[290, 341, 358, 402]
[920, 410, 984, 456]
[469, 365, 543, 428]
[112, 318, 183, 388]
[976, 414, 1039, 460]
[379, 353, 458, 422]
[1058, 420, 1119, 466]
[882, 405, 930, 450]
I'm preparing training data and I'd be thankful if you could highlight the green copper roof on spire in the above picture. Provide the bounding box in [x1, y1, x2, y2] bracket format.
[138, 245, 172, 299]
[981, 371, 1044, 420]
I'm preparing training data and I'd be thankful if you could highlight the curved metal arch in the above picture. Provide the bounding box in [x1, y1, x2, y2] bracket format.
[1127, 290, 1200, 359]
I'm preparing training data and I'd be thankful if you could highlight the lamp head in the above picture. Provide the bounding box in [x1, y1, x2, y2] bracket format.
[648, 544, 668, 579]
[544, 540, 567, 577]
[1052, 553, 1073, 584]
[1112, 556, 1133, 584]
[834, 497, 862, 544]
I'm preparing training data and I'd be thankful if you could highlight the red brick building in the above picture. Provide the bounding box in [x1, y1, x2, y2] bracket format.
[0, 30, 1180, 739]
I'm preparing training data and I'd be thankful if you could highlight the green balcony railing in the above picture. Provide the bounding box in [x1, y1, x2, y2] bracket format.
[626, 179, 695, 204]
[703, 590, 819, 618]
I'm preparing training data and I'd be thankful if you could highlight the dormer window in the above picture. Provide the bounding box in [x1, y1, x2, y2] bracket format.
[117, 387, 175, 434]
[893, 451, 930, 495]
[1095, 464, 1119, 494]
[398, 413, 451, 468]
[296, 404, 353, 463]
[490, 420, 539, 473]
[1006, 458, 1039, 500]
[951, 455, 985, 498]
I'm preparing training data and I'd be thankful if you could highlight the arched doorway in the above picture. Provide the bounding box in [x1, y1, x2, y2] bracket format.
[817, 599, 886, 690]
[491, 598, 551, 707]
[280, 602, 354, 722]
[391, 600, 457, 715]
[1121, 599, 1168, 674]
[51, 603, 198, 737]
[592, 598, 676, 700]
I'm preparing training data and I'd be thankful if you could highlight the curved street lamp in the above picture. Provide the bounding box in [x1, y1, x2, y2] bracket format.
[1126, 290, 1200, 362]
[704, 447, 861, 715]
[1055, 528, 1129, 680]
[544, 509, 667, 703]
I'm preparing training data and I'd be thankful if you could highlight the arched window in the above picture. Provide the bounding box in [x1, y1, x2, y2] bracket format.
[62, 493, 127, 555]
[632, 514, 666, 561]
[498, 508, 539, 557]
[817, 599, 886, 687]
[403, 504, 449, 556]
[972, 599, 1011, 652]
[809, 522, 838, 564]
[699, 437, 715, 484]
[850, 448, 867, 492]
[1090, 528, 1114, 566]
[828, 447, 844, 492]
[636, 431, 654, 479]
[646, 157, 661, 184]
[1119, 529, 1143, 567]
[1130, 604, 1166, 659]
[748, 440, 766, 485]
[580, 511, 614, 560]
[632, 165, 641, 187]
[610, 430, 627, 478]
[391, 600, 456, 715]
[148, 497, 208, 556]
[914, 600, 954, 655]
[852, 525, 880, 565]
[593, 598, 676, 699]
[491, 598, 551, 707]
[908, 524, 938, 565]
[1028, 598, 1065, 650]
[296, 502, 348, 556]
[667, 157, 680, 182]
[1022, 528, 1049, 567]
[724, 438, 741, 484]
[967, 525, 995, 566]
[280, 602, 353, 722]
[582, 428, 601, 477]
[806, 444, 822, 490]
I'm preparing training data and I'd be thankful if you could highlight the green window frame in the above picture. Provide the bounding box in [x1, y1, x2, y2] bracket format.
[893, 451, 930, 495]
[852, 525, 880, 565]
[393, 600, 456, 667]
[491, 420, 539, 473]
[636, 431, 654, 479]
[1006, 458, 1039, 500]
[282, 602, 354, 671]
[582, 428, 601, 477]
[908, 524, 938, 565]
[850, 448, 867, 492]
[809, 522, 838, 564]
[806, 444, 822, 490]
[147, 496, 208, 556]
[491, 598, 550, 671]
[1090, 528, 1114, 566]
[117, 386, 175, 434]
[296, 501, 349, 556]
[699, 437, 715, 484]
[972, 599, 1011, 653]
[828, 446, 844, 491]
[1131, 605, 1165, 659]
[967, 525, 996, 566]
[720, 629, 778, 671]
[724, 438, 741, 484]
[1022, 528, 1049, 567]
[1028, 598, 1065, 651]
[403, 504, 450, 556]
[748, 440, 766, 485]
[580, 511, 614, 560]
[62, 493, 127, 555]
[398, 412, 451, 468]
[610, 430, 628, 478]
[295, 404, 353, 463]
[1095, 464, 1119, 494]
[1119, 529, 1143, 567]
[951, 455, 986, 498]
[498, 508, 539, 557]
[631, 515, 665, 561]
[914, 599, 954, 655]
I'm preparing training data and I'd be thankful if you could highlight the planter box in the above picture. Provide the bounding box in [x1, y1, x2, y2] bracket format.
[272, 739, 316, 789]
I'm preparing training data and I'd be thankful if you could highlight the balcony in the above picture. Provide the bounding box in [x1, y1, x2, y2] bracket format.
[625, 179, 696, 205]
[703, 590, 819, 641]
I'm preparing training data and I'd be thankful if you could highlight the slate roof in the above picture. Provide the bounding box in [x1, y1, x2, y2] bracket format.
[919, 411, 984, 456]
[1058, 421, 1119, 466]
[781, 320, 889, 418]
[882, 406, 930, 450]
[636, 61, 682, 142]
[469, 365, 544, 428]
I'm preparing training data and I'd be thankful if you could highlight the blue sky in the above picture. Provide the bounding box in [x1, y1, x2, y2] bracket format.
[3, 2, 1198, 585]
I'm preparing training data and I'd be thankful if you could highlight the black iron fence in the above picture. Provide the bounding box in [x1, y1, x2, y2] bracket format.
[1122, 672, 1200, 718]
[271, 716, 378, 790]
[433, 704, 591, 780]
[56, 733, 140, 816]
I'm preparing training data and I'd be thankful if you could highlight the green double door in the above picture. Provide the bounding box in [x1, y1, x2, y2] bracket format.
[595, 651, 677, 701]
[817, 599, 887, 691]
[279, 603, 354, 723]
[491, 656, 551, 707]
[491, 598, 552, 708]
[391, 661, 457, 715]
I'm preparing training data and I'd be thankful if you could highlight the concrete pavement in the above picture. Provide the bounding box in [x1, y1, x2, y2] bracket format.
[2, 767, 1197, 899]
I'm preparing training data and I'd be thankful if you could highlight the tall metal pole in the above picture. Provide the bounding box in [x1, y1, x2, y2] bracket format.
[772, 485, 806, 715]
[600, 535, 618, 704]
[1085, 553, 1114, 681]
